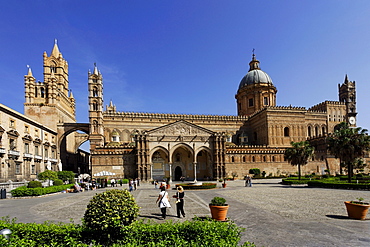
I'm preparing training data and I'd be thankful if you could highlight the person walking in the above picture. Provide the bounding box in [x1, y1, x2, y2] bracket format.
[174, 186, 185, 218]
[156, 186, 171, 219]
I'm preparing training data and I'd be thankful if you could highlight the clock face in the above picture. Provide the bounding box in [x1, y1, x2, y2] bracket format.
[349, 117, 356, 125]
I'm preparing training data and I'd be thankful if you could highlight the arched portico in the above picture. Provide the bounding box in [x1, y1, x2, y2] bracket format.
[57, 123, 90, 173]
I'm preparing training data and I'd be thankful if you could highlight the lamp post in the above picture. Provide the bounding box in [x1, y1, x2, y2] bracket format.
[0, 228, 12, 240]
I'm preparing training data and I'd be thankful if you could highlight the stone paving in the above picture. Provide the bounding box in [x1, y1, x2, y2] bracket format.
[1, 179, 370, 246]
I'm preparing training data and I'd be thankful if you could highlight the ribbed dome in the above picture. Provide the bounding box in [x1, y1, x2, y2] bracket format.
[238, 53, 273, 90]
[239, 70, 273, 90]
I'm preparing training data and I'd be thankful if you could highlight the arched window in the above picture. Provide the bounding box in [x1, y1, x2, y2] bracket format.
[231, 156, 235, 162]
[284, 127, 289, 137]
[40, 87, 45, 98]
[111, 130, 120, 142]
[242, 156, 246, 162]
[263, 156, 266, 162]
[93, 86, 98, 97]
[252, 156, 255, 162]
[92, 101, 98, 111]
[272, 156, 275, 162]
[93, 120, 98, 133]
[322, 126, 326, 136]
[315, 126, 318, 136]
[176, 153, 181, 162]
[308, 126, 312, 137]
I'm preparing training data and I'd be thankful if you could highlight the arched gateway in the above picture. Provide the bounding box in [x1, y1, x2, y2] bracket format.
[57, 123, 90, 173]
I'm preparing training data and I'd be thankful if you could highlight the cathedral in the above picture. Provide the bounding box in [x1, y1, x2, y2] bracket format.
[88, 51, 358, 181]
[0, 41, 360, 182]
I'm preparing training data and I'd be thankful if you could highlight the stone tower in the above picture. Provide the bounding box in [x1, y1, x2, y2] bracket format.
[88, 64, 104, 149]
[235, 53, 277, 116]
[24, 40, 76, 130]
[338, 75, 357, 125]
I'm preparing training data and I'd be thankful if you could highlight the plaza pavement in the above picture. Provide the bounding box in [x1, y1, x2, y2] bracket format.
[0, 179, 370, 246]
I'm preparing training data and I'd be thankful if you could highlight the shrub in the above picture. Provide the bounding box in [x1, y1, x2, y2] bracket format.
[57, 171, 75, 183]
[53, 179, 63, 186]
[249, 168, 261, 176]
[210, 196, 227, 206]
[83, 189, 139, 238]
[27, 181, 42, 188]
[121, 178, 129, 184]
[37, 170, 58, 181]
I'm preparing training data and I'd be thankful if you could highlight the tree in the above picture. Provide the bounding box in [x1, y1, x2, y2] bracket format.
[37, 170, 58, 181]
[327, 122, 370, 183]
[57, 171, 75, 183]
[284, 141, 314, 180]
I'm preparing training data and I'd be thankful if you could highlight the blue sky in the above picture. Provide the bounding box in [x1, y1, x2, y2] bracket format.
[1, 1, 370, 130]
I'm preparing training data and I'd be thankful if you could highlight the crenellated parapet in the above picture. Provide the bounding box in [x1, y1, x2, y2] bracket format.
[249, 105, 307, 118]
[226, 145, 285, 154]
[103, 111, 249, 121]
[91, 145, 134, 155]
[309, 100, 345, 111]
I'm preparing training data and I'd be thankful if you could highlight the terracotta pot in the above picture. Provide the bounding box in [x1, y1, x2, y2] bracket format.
[209, 204, 229, 221]
[222, 183, 227, 188]
[166, 184, 170, 189]
[344, 201, 370, 220]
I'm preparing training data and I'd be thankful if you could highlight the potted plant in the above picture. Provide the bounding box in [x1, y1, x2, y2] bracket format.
[344, 197, 370, 220]
[209, 196, 229, 221]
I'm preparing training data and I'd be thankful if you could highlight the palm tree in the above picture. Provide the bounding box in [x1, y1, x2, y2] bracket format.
[327, 122, 370, 183]
[284, 141, 314, 180]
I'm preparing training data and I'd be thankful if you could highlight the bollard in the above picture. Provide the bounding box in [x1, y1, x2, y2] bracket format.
[0, 189, 5, 199]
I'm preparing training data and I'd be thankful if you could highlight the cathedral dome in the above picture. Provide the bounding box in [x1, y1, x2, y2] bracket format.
[238, 53, 273, 90]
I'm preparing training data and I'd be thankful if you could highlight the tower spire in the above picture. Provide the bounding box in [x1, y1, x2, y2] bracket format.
[27, 65, 33, 77]
[51, 39, 61, 58]
[93, 63, 99, 75]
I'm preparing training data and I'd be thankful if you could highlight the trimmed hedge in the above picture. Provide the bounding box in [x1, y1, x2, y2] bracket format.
[10, 184, 73, 197]
[307, 180, 370, 190]
[0, 217, 255, 246]
[281, 179, 312, 185]
[175, 183, 217, 190]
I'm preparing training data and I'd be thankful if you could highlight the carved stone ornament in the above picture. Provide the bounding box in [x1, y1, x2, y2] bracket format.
[150, 121, 212, 137]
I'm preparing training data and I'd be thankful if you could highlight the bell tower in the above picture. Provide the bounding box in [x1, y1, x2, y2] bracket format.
[24, 40, 75, 130]
[338, 75, 357, 126]
[88, 64, 104, 149]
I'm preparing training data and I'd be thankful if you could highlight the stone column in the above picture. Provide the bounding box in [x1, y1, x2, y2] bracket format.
[193, 162, 197, 182]
[169, 163, 172, 183]
[150, 163, 153, 180]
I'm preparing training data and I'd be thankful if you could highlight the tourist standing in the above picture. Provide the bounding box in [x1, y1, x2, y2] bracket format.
[174, 186, 186, 218]
[134, 179, 137, 190]
[129, 179, 134, 192]
[245, 175, 252, 187]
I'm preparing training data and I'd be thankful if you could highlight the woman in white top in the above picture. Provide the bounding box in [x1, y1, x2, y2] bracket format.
[156, 186, 171, 219]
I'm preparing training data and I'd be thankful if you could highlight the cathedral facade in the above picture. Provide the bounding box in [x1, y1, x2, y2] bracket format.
[89, 52, 358, 181]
